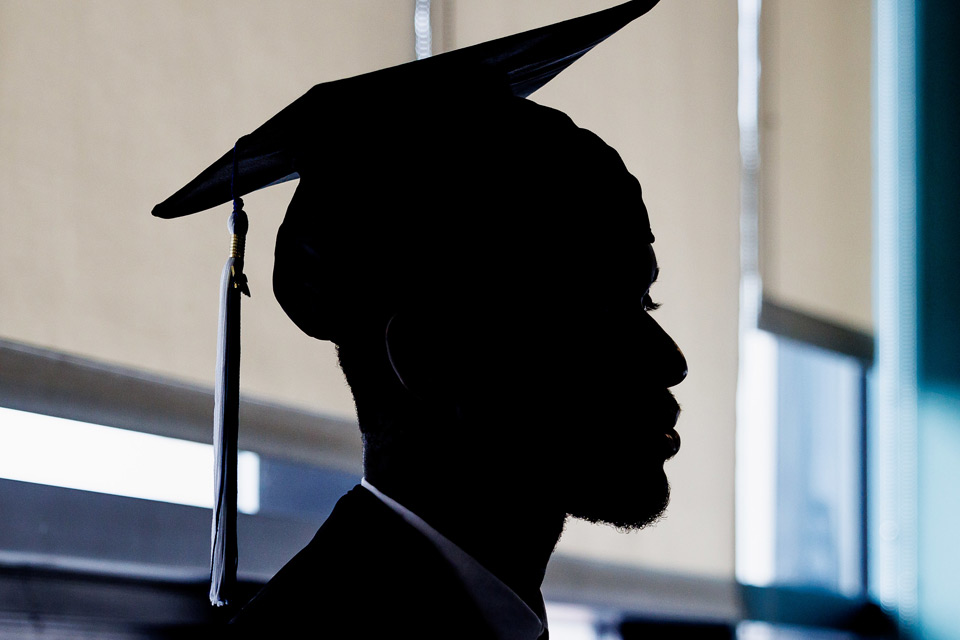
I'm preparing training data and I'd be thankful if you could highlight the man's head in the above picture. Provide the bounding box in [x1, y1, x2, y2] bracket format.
[275, 96, 686, 530]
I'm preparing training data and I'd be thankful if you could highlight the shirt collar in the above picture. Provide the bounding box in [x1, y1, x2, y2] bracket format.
[360, 478, 547, 640]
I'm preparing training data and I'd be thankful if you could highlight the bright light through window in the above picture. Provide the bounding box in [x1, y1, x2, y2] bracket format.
[544, 603, 603, 640]
[0, 407, 259, 514]
[736, 330, 864, 596]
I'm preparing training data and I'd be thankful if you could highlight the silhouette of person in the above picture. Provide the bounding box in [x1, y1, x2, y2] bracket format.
[153, 2, 681, 637]
[234, 93, 686, 639]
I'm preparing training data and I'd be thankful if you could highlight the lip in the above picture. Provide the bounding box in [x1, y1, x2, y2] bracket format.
[664, 427, 681, 459]
[660, 395, 681, 458]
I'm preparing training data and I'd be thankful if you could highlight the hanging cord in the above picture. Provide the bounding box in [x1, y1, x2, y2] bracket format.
[210, 143, 251, 607]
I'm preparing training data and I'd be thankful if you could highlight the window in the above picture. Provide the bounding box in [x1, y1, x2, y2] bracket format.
[736, 307, 871, 598]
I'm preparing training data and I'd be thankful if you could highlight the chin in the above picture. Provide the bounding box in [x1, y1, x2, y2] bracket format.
[565, 467, 671, 531]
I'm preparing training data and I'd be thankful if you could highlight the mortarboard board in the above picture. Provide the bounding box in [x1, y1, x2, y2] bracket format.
[153, 0, 661, 607]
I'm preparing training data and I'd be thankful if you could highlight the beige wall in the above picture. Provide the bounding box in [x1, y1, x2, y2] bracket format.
[759, 0, 873, 331]
[0, 1, 739, 579]
[0, 0, 418, 419]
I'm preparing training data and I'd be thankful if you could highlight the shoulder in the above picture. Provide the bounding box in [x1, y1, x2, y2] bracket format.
[230, 486, 494, 638]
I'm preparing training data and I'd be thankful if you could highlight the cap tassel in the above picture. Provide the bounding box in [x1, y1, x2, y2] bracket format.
[210, 146, 251, 607]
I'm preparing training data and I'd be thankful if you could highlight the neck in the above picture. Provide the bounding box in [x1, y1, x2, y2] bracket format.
[365, 454, 565, 609]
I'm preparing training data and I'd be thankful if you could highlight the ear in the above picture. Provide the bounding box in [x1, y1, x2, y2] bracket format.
[383, 306, 521, 406]
[384, 311, 459, 399]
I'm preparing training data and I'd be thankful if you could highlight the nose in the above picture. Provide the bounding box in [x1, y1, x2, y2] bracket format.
[640, 312, 687, 388]
[664, 342, 687, 388]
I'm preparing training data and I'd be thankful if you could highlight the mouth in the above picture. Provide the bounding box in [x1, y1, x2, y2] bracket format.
[660, 394, 682, 459]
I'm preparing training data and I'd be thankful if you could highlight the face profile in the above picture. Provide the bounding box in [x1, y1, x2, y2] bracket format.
[527, 243, 686, 532]
[390, 228, 686, 535]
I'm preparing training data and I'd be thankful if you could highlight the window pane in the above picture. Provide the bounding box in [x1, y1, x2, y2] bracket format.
[774, 338, 863, 595]
[0, 407, 260, 513]
[737, 330, 864, 596]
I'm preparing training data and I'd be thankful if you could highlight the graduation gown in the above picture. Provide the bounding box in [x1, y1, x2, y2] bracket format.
[230, 486, 499, 639]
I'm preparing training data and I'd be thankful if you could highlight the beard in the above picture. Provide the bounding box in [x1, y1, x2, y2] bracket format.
[463, 347, 682, 532]
[563, 463, 672, 531]
[539, 390, 678, 531]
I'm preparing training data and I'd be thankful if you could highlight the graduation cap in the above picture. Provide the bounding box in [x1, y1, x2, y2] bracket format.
[153, 0, 660, 607]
